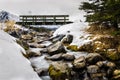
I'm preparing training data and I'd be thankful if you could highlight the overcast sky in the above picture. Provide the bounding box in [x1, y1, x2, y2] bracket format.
[0, 0, 86, 21]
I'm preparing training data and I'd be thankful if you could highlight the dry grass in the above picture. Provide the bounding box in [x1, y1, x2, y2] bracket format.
[86, 23, 118, 35]
[86, 23, 120, 51]
[94, 36, 119, 49]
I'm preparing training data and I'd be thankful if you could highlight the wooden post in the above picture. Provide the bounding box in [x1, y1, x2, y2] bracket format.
[64, 16, 66, 24]
[43, 16, 46, 25]
[32, 16, 35, 25]
[53, 16, 56, 25]
[22, 16, 24, 25]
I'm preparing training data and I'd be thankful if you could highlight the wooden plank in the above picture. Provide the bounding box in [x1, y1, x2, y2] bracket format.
[20, 18, 68, 21]
[20, 15, 69, 17]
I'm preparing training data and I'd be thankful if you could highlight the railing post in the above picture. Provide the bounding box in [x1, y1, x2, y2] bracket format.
[53, 16, 56, 25]
[22, 16, 24, 25]
[64, 16, 66, 24]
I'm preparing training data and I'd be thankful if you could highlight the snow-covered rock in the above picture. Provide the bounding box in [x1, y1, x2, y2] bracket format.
[0, 10, 19, 22]
[0, 30, 41, 80]
[53, 22, 91, 46]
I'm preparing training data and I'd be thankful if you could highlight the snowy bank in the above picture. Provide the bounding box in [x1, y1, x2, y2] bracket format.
[53, 22, 91, 46]
[0, 30, 41, 80]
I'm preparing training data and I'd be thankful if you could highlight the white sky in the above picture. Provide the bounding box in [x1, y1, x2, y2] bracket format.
[0, 0, 86, 21]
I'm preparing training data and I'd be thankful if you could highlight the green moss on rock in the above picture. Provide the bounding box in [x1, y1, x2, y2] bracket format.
[67, 45, 79, 51]
[48, 62, 71, 80]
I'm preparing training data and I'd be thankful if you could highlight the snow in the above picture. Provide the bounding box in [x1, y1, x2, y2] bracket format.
[31, 25, 60, 30]
[0, 30, 41, 80]
[30, 55, 50, 70]
[67, 51, 88, 58]
[53, 22, 92, 46]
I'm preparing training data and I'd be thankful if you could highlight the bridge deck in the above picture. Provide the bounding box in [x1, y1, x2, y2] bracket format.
[16, 15, 73, 25]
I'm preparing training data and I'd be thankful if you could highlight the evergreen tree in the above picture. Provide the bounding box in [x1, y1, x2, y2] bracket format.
[80, 0, 120, 28]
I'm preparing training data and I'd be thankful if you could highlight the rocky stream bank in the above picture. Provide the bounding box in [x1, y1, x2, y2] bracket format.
[7, 23, 120, 80]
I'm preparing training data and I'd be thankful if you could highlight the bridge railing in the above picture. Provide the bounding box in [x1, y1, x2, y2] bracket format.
[17, 15, 72, 25]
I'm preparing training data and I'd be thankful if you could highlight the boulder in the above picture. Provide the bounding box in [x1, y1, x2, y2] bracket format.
[96, 61, 116, 68]
[28, 43, 46, 48]
[105, 61, 116, 68]
[62, 34, 73, 44]
[28, 43, 38, 48]
[40, 48, 48, 53]
[73, 56, 86, 69]
[47, 41, 66, 55]
[87, 65, 100, 74]
[26, 50, 41, 58]
[112, 69, 120, 79]
[49, 34, 65, 42]
[78, 42, 93, 52]
[106, 49, 120, 61]
[45, 53, 63, 61]
[21, 34, 33, 40]
[90, 73, 107, 80]
[62, 54, 75, 61]
[96, 61, 104, 68]
[35, 68, 48, 76]
[86, 53, 104, 65]
[48, 62, 71, 80]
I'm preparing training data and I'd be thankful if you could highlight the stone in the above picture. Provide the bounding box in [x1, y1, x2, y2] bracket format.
[96, 61, 116, 69]
[49, 34, 65, 42]
[35, 68, 48, 76]
[73, 56, 86, 69]
[48, 62, 71, 80]
[62, 54, 75, 61]
[26, 50, 41, 58]
[47, 41, 66, 55]
[28, 43, 38, 48]
[86, 53, 104, 65]
[106, 49, 120, 61]
[90, 73, 106, 79]
[113, 70, 120, 77]
[28, 43, 46, 48]
[96, 61, 104, 68]
[40, 48, 48, 53]
[62, 34, 73, 44]
[78, 42, 93, 52]
[21, 34, 33, 40]
[106, 61, 116, 68]
[45, 53, 63, 61]
[87, 65, 99, 74]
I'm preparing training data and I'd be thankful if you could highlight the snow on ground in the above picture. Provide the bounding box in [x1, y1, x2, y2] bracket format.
[0, 30, 41, 80]
[31, 25, 60, 30]
[53, 22, 92, 46]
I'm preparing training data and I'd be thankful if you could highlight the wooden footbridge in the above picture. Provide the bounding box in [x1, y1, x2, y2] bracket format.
[16, 15, 73, 26]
